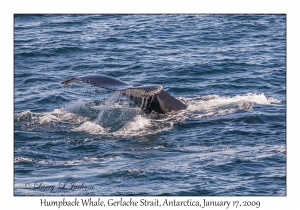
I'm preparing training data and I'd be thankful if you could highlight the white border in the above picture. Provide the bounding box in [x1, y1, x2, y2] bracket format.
[2, 0, 297, 209]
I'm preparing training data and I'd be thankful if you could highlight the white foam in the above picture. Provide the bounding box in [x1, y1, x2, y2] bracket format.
[14, 110, 32, 121]
[114, 115, 152, 136]
[52, 109, 88, 124]
[14, 157, 86, 166]
[46, 109, 87, 124]
[83, 156, 99, 161]
[228, 93, 281, 104]
[14, 157, 36, 163]
[15, 108, 88, 125]
[72, 121, 105, 134]
[38, 112, 59, 124]
[184, 93, 281, 118]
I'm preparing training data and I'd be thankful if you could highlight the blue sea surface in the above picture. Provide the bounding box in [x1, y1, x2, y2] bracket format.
[14, 14, 286, 196]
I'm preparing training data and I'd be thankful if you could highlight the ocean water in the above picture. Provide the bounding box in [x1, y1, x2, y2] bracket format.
[14, 14, 286, 196]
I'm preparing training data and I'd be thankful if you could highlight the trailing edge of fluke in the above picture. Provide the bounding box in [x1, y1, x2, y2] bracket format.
[62, 74, 187, 114]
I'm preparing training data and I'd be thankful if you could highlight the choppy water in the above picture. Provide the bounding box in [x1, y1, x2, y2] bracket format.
[14, 14, 286, 196]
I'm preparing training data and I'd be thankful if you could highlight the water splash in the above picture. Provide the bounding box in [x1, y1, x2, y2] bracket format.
[61, 99, 86, 113]
[182, 93, 281, 119]
[114, 115, 152, 136]
[71, 121, 105, 134]
[15, 92, 281, 136]
[95, 91, 121, 125]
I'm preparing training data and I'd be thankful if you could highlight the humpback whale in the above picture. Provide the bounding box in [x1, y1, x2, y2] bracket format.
[62, 75, 187, 114]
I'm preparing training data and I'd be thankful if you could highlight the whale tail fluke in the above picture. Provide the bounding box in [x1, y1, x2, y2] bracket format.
[62, 74, 187, 114]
